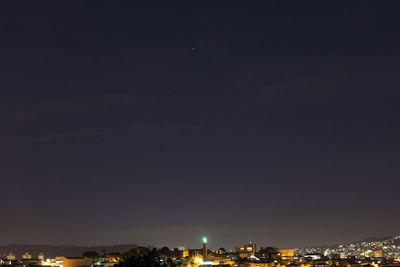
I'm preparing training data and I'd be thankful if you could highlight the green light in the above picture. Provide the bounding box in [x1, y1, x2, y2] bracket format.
[203, 237, 207, 243]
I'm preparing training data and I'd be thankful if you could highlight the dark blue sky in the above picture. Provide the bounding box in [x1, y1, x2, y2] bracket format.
[1, 1, 400, 249]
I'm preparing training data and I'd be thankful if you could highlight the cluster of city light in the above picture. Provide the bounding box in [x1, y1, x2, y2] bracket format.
[297, 235, 400, 259]
[4, 235, 400, 267]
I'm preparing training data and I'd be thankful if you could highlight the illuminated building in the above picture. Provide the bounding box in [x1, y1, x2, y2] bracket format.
[279, 249, 294, 260]
[39, 253, 45, 262]
[182, 250, 189, 258]
[372, 248, 384, 258]
[22, 253, 32, 260]
[174, 247, 189, 258]
[236, 244, 257, 258]
[7, 253, 16, 260]
[43, 257, 92, 267]
[189, 250, 203, 259]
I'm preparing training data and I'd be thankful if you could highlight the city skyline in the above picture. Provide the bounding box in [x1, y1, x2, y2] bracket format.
[2, 237, 399, 267]
[1, 234, 400, 256]
[0, 234, 398, 250]
[1, 1, 400, 249]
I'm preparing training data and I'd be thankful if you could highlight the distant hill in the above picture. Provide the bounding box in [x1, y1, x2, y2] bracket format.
[300, 235, 400, 252]
[0, 244, 138, 259]
[361, 236, 393, 243]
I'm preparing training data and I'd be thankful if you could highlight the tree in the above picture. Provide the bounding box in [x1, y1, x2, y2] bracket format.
[115, 249, 179, 267]
[82, 251, 100, 259]
[157, 247, 173, 258]
[123, 247, 151, 258]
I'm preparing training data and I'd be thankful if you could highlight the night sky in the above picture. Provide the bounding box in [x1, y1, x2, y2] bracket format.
[1, 1, 400, 249]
